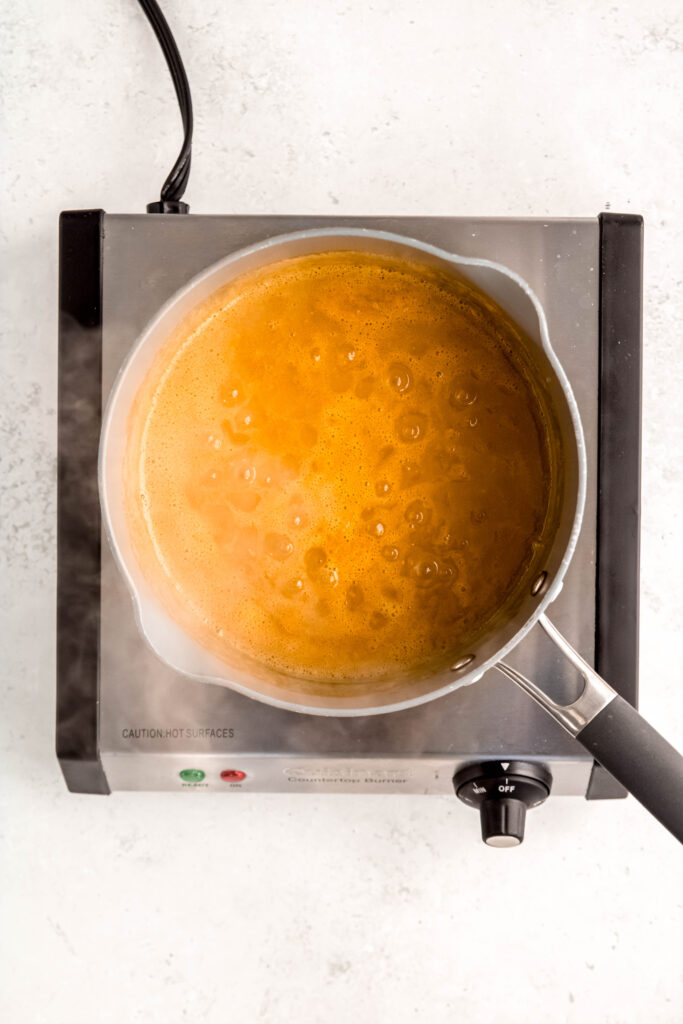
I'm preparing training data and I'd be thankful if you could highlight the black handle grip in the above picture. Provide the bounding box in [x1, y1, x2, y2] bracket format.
[577, 695, 683, 843]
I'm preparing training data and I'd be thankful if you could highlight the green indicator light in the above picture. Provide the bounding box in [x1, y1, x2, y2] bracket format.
[179, 768, 206, 782]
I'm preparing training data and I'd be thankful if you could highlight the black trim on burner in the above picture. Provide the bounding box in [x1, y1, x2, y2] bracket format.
[56, 210, 110, 794]
[587, 213, 643, 801]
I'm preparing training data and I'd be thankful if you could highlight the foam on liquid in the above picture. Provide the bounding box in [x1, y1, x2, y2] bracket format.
[125, 251, 554, 684]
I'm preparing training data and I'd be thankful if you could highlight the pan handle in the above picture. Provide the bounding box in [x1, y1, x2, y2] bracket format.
[497, 615, 683, 843]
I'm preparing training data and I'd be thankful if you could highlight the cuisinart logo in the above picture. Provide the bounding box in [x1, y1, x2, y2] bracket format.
[284, 766, 409, 785]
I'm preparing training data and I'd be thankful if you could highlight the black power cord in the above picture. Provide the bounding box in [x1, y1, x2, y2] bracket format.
[137, 0, 193, 213]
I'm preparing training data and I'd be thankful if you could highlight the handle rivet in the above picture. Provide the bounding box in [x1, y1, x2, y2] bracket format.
[451, 654, 475, 672]
[531, 571, 548, 596]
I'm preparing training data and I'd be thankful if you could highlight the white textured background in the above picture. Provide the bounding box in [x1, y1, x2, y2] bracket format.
[1, 1, 682, 1021]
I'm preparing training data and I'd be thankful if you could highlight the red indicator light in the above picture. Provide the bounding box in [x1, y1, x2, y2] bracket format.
[220, 769, 246, 782]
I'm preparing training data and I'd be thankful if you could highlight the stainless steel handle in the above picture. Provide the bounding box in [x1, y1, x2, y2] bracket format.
[497, 614, 617, 736]
[498, 615, 683, 842]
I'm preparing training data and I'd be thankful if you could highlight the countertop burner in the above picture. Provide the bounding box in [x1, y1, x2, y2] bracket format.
[57, 212, 642, 842]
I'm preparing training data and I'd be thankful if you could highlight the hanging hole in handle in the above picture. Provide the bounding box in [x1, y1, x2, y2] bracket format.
[451, 654, 475, 672]
[531, 571, 548, 596]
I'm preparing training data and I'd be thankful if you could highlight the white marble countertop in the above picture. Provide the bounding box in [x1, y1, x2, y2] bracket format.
[1, 1, 681, 1021]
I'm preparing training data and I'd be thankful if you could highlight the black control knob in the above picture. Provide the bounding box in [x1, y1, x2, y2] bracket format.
[453, 761, 552, 847]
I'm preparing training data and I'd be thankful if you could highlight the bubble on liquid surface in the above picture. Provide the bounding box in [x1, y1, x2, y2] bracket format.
[321, 567, 339, 588]
[304, 547, 327, 575]
[234, 459, 257, 484]
[437, 557, 458, 581]
[310, 347, 322, 363]
[400, 461, 422, 487]
[345, 583, 364, 610]
[405, 500, 430, 528]
[369, 521, 385, 538]
[229, 410, 254, 433]
[388, 362, 412, 394]
[282, 577, 305, 598]
[337, 344, 356, 367]
[449, 379, 478, 408]
[265, 532, 294, 561]
[375, 480, 392, 497]
[443, 428, 462, 456]
[382, 545, 400, 562]
[290, 510, 308, 529]
[219, 381, 243, 406]
[396, 412, 427, 443]
[404, 550, 440, 587]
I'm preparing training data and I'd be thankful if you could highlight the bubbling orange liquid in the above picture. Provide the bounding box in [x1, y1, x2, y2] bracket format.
[125, 250, 555, 684]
